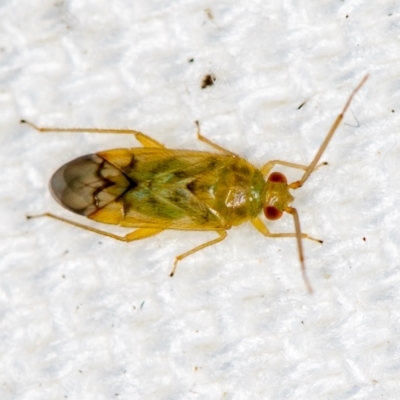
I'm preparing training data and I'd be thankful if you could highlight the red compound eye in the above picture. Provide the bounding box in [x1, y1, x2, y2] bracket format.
[264, 206, 283, 220]
[268, 172, 287, 183]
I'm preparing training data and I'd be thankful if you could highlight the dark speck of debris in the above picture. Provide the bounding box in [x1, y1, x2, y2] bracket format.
[188, 58, 194, 63]
[297, 100, 307, 110]
[201, 73, 216, 89]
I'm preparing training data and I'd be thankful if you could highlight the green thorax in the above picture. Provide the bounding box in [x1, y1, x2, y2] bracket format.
[189, 156, 265, 226]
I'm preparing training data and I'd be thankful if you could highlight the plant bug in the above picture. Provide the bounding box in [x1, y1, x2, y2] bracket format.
[23, 75, 368, 293]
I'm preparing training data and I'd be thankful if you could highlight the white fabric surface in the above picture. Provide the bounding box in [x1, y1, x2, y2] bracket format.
[1, 1, 400, 399]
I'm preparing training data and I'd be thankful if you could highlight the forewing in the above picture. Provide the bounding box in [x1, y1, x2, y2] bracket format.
[93, 148, 231, 229]
[50, 154, 131, 217]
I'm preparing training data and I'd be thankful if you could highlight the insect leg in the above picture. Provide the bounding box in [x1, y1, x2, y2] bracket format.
[169, 230, 227, 276]
[195, 121, 238, 156]
[28, 213, 164, 241]
[260, 160, 327, 176]
[251, 217, 322, 243]
[20, 120, 165, 148]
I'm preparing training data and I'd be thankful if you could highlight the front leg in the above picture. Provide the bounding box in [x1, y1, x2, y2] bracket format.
[251, 217, 322, 243]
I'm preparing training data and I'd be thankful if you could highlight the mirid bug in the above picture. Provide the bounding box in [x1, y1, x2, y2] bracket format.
[23, 75, 368, 293]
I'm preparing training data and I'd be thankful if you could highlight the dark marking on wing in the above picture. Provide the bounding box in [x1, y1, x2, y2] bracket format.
[50, 154, 134, 217]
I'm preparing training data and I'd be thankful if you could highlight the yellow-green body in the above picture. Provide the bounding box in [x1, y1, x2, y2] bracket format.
[45, 123, 306, 280]
[51, 148, 271, 231]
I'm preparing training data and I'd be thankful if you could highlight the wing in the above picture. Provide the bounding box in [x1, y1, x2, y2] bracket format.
[51, 148, 234, 230]
[95, 148, 233, 229]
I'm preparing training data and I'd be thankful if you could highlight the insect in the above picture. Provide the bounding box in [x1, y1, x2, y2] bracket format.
[23, 75, 368, 293]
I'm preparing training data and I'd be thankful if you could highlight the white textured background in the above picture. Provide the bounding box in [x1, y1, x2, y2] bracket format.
[1, 1, 400, 399]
